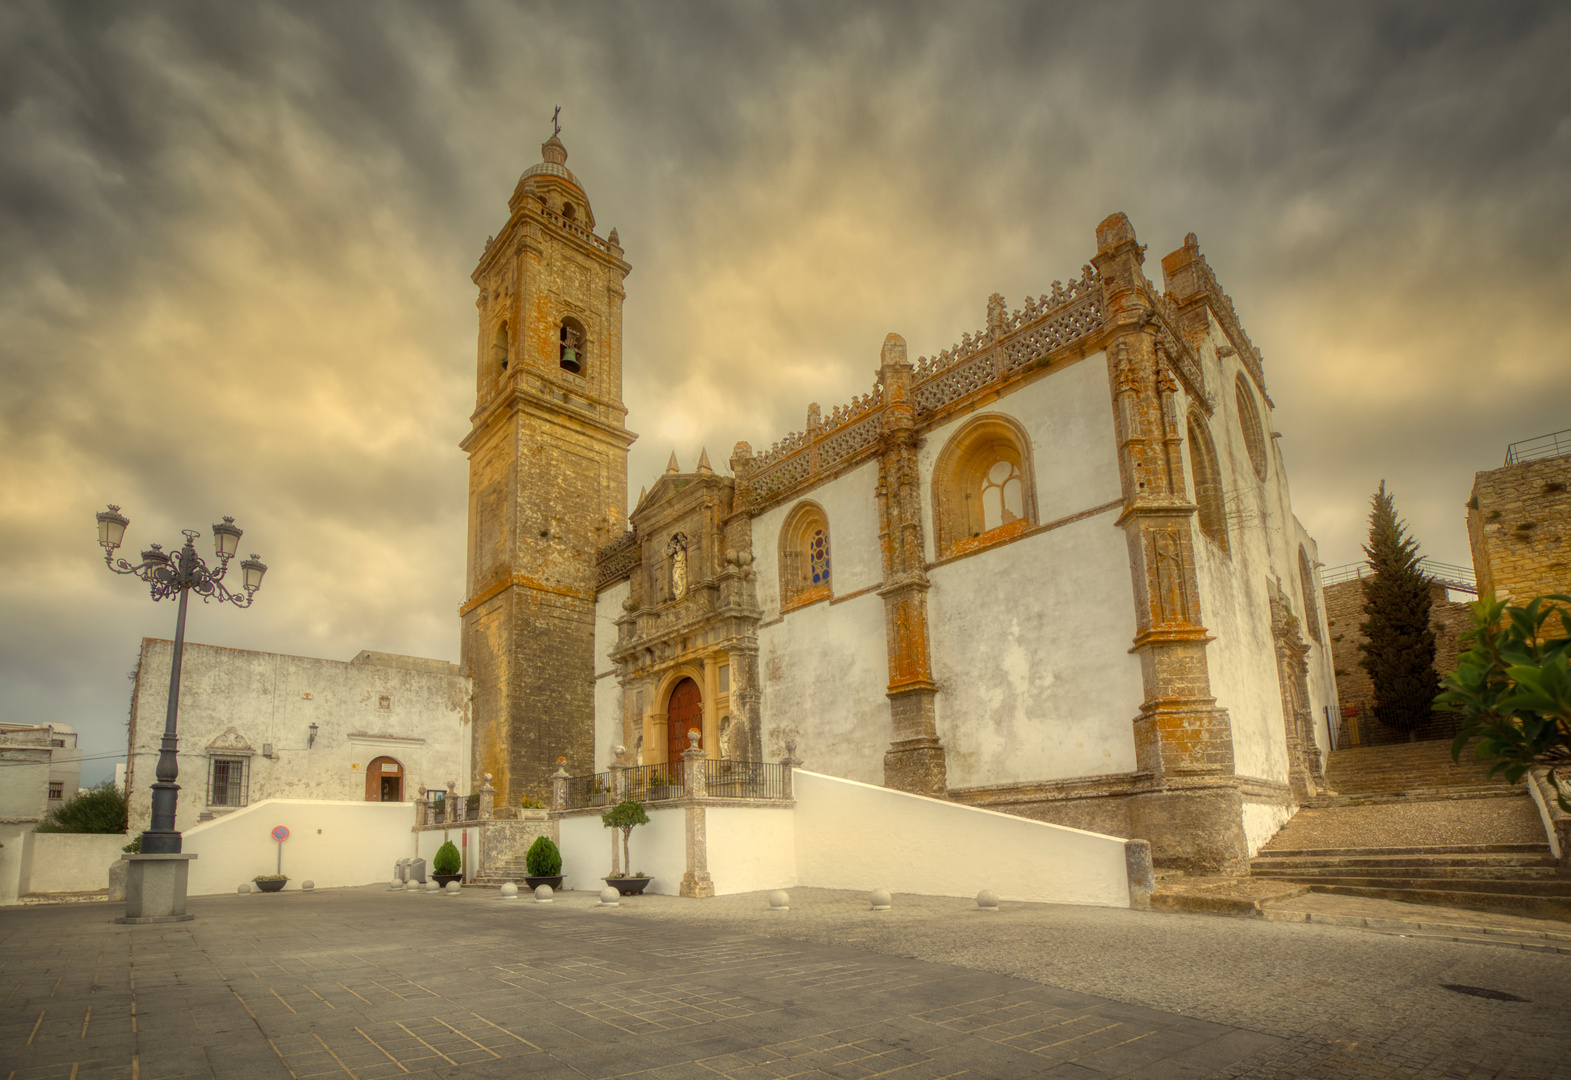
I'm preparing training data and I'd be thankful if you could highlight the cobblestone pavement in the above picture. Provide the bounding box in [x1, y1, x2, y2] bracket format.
[0, 886, 1564, 1080]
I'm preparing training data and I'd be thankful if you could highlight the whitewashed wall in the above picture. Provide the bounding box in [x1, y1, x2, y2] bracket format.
[127, 641, 471, 835]
[919, 355, 1143, 788]
[793, 771, 1130, 906]
[753, 459, 883, 619]
[21, 833, 128, 894]
[182, 799, 412, 896]
[706, 806, 796, 894]
[593, 580, 630, 770]
[557, 806, 686, 894]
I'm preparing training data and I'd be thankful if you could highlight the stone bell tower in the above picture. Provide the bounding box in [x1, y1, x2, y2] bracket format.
[460, 124, 634, 809]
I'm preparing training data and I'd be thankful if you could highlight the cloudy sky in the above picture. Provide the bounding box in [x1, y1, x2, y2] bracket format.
[3, 1, 1567, 781]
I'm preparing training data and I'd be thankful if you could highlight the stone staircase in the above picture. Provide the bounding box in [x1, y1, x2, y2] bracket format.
[471, 858, 534, 887]
[1252, 739, 1571, 921]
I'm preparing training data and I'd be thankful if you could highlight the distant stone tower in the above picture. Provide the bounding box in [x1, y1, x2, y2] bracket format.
[460, 126, 634, 809]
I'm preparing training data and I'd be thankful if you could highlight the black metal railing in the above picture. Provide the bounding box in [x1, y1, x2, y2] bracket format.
[1505, 427, 1571, 465]
[560, 759, 793, 809]
[701, 759, 789, 800]
[564, 771, 615, 809]
[623, 763, 686, 803]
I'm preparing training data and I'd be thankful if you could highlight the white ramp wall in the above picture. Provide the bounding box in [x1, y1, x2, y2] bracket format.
[557, 807, 686, 894]
[182, 800, 412, 896]
[793, 771, 1131, 907]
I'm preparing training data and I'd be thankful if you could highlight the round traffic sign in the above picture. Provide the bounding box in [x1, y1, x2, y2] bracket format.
[271, 825, 289, 841]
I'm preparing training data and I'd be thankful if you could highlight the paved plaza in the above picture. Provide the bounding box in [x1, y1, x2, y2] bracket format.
[2, 886, 1569, 1080]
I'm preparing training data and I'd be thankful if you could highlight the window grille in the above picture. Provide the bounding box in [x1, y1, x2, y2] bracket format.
[48, 782, 63, 800]
[208, 757, 249, 808]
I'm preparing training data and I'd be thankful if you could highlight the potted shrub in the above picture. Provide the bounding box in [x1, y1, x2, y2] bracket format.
[589, 778, 613, 807]
[431, 840, 462, 887]
[253, 874, 288, 893]
[648, 771, 681, 801]
[523, 836, 564, 890]
[601, 799, 652, 895]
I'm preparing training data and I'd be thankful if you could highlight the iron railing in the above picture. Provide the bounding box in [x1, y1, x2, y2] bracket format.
[561, 758, 793, 809]
[701, 759, 789, 800]
[1320, 558, 1476, 594]
[1504, 428, 1571, 465]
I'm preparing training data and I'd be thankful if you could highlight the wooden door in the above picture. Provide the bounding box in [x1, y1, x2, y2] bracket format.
[667, 678, 702, 778]
[366, 756, 403, 801]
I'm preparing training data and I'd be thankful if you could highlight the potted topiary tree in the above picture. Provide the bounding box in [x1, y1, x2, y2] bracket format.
[523, 836, 564, 890]
[601, 799, 652, 895]
[431, 840, 462, 887]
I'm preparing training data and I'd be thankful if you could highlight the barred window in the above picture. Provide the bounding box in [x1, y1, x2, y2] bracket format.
[208, 757, 249, 808]
[48, 782, 63, 800]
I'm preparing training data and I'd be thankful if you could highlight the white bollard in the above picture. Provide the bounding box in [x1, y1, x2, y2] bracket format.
[500, 882, 518, 899]
[868, 888, 891, 911]
[599, 886, 620, 907]
[975, 889, 999, 912]
[768, 890, 790, 911]
[301, 881, 315, 892]
[237, 883, 252, 894]
[425, 880, 440, 893]
[534, 884, 554, 903]
[405, 880, 421, 892]
[444, 880, 461, 895]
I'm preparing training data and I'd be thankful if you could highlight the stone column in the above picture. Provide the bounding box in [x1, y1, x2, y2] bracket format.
[551, 759, 570, 812]
[781, 740, 801, 800]
[611, 747, 628, 801]
[1095, 212, 1246, 875]
[874, 332, 948, 798]
[445, 781, 459, 824]
[680, 730, 714, 897]
[478, 773, 496, 821]
[415, 787, 428, 827]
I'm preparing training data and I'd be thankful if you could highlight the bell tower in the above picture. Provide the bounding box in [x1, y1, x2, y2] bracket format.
[460, 123, 634, 809]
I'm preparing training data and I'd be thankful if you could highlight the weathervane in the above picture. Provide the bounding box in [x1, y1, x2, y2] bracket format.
[552, 105, 561, 137]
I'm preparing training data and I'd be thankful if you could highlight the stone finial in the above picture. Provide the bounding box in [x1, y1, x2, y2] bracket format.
[665, 452, 680, 474]
[608, 227, 620, 247]
[880, 332, 909, 368]
[688, 728, 702, 751]
[696, 447, 713, 474]
[729, 441, 754, 478]
[806, 402, 821, 429]
[1096, 211, 1137, 252]
[986, 293, 1006, 334]
[782, 739, 802, 768]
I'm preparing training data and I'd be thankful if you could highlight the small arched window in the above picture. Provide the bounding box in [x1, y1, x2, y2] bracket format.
[1298, 546, 1322, 643]
[932, 415, 1038, 559]
[493, 321, 509, 373]
[562, 200, 576, 221]
[1235, 374, 1268, 482]
[559, 316, 586, 375]
[780, 502, 832, 609]
[1187, 413, 1228, 551]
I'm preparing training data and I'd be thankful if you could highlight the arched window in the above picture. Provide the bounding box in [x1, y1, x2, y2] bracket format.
[493, 321, 509, 373]
[562, 200, 577, 221]
[559, 316, 586, 374]
[1187, 413, 1228, 551]
[1298, 546, 1322, 643]
[932, 414, 1038, 559]
[1235, 374, 1268, 481]
[780, 502, 831, 609]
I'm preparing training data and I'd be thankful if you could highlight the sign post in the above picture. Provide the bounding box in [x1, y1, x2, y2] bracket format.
[271, 825, 289, 876]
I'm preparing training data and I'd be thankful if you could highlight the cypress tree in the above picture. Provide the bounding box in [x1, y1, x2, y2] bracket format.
[1358, 481, 1440, 738]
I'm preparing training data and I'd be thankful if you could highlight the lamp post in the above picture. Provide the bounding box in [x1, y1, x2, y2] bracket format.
[97, 505, 267, 854]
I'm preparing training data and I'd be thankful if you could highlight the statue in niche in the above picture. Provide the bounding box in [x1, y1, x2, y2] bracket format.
[667, 532, 688, 600]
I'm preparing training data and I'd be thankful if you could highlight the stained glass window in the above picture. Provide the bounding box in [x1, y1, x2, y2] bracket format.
[809, 528, 830, 585]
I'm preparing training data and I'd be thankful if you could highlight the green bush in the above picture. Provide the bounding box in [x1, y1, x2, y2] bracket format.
[432, 840, 461, 876]
[35, 782, 127, 834]
[526, 836, 562, 876]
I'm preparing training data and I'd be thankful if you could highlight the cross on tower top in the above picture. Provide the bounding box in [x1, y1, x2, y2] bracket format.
[552, 105, 561, 137]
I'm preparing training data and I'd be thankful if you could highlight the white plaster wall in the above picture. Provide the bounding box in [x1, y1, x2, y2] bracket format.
[0, 726, 51, 821]
[556, 806, 687, 894]
[593, 580, 630, 770]
[752, 458, 882, 621]
[182, 799, 413, 896]
[22, 833, 128, 894]
[793, 771, 1129, 906]
[412, 824, 485, 882]
[758, 594, 890, 779]
[917, 354, 1120, 566]
[1292, 520, 1340, 760]
[929, 516, 1143, 787]
[0, 824, 31, 905]
[705, 806, 796, 894]
[127, 640, 471, 834]
[1242, 800, 1292, 856]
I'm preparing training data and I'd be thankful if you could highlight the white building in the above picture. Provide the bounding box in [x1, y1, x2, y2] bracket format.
[0, 721, 81, 819]
[125, 641, 471, 834]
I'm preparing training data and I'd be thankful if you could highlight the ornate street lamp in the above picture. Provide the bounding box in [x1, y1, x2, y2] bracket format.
[97, 505, 267, 854]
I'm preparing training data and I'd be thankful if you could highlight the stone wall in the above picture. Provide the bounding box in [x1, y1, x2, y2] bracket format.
[1467, 454, 1571, 602]
[1324, 578, 1472, 746]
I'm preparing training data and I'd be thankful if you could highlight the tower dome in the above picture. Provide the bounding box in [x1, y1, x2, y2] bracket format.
[510, 131, 593, 226]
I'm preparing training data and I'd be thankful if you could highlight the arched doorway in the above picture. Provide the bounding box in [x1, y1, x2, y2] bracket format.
[365, 756, 404, 802]
[667, 678, 702, 778]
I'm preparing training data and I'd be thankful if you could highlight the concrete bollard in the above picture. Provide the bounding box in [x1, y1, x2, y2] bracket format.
[1125, 839, 1155, 911]
[390, 879, 403, 890]
[425, 880, 440, 893]
[768, 890, 790, 911]
[444, 880, 461, 895]
[237, 883, 252, 894]
[869, 888, 891, 911]
[975, 889, 1000, 912]
[598, 886, 620, 907]
[301, 881, 315, 892]
[405, 880, 420, 892]
[534, 884, 554, 903]
[500, 882, 518, 899]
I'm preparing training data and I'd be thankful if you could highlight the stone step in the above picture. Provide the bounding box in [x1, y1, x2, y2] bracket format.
[1252, 864, 1562, 882]
[1256, 842, 1550, 858]
[1306, 789, 1522, 808]
[1250, 852, 1556, 871]
[1283, 874, 1571, 897]
[1305, 883, 1571, 921]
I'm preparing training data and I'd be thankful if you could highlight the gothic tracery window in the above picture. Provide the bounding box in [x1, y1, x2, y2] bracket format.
[1188, 413, 1228, 551]
[780, 502, 831, 609]
[933, 415, 1038, 559]
[1235, 374, 1269, 482]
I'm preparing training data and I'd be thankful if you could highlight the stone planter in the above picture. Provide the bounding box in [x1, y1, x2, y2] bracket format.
[604, 876, 651, 896]
[524, 875, 564, 891]
[253, 879, 286, 893]
[432, 873, 462, 888]
[518, 809, 550, 821]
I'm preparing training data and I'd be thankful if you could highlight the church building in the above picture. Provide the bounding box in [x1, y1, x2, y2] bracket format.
[462, 129, 1339, 874]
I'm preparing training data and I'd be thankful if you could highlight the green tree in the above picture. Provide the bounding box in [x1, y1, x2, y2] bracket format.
[34, 782, 127, 834]
[432, 840, 461, 876]
[1439, 594, 1571, 810]
[1358, 481, 1440, 738]
[600, 799, 649, 875]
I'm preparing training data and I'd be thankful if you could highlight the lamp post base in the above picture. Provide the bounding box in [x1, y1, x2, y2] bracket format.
[116, 853, 197, 924]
